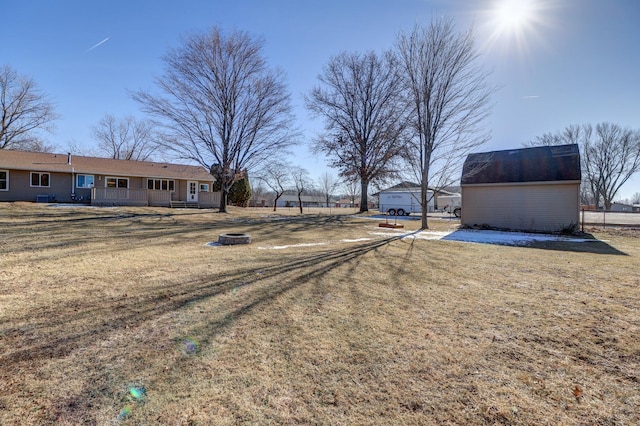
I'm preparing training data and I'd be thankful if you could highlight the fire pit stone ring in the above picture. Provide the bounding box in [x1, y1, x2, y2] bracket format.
[218, 233, 252, 245]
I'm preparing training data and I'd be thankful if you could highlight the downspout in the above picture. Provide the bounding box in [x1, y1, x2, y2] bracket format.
[68, 153, 75, 199]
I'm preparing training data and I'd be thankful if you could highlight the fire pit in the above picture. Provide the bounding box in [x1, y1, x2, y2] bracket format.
[218, 233, 252, 245]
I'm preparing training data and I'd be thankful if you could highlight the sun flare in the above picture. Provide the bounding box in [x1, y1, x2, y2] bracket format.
[481, 0, 556, 56]
[496, 0, 536, 28]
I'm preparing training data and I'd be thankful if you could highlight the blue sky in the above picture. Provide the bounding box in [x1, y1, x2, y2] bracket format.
[2, 0, 639, 199]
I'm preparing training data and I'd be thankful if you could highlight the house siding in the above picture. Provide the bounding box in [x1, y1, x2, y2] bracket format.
[0, 170, 74, 203]
[461, 182, 580, 232]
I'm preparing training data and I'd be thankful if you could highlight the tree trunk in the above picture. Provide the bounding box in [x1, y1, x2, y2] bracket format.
[359, 179, 368, 213]
[219, 188, 228, 213]
[421, 162, 429, 229]
[420, 188, 428, 229]
[298, 191, 303, 214]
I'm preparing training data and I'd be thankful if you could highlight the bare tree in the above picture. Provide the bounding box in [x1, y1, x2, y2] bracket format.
[526, 124, 583, 147]
[92, 114, 157, 161]
[133, 27, 296, 212]
[257, 160, 291, 211]
[317, 171, 339, 208]
[0, 65, 59, 151]
[341, 176, 361, 208]
[291, 167, 311, 214]
[583, 123, 640, 210]
[631, 192, 640, 204]
[305, 50, 408, 213]
[248, 175, 268, 207]
[527, 123, 640, 210]
[396, 20, 494, 228]
[525, 125, 597, 206]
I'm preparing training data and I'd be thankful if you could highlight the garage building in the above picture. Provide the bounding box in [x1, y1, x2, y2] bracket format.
[460, 144, 581, 233]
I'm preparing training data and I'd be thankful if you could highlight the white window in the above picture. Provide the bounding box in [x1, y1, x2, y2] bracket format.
[147, 179, 175, 191]
[106, 177, 129, 188]
[200, 183, 209, 192]
[0, 170, 7, 191]
[77, 175, 95, 188]
[31, 172, 50, 187]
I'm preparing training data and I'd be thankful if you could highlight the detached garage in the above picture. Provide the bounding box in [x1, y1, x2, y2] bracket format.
[460, 144, 581, 233]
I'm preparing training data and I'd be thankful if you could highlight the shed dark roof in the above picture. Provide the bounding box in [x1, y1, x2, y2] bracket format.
[461, 144, 581, 185]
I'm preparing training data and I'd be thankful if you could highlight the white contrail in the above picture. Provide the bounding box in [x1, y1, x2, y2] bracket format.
[521, 95, 540, 99]
[87, 37, 110, 52]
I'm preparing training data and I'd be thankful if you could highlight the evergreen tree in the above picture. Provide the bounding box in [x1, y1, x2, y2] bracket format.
[228, 173, 252, 207]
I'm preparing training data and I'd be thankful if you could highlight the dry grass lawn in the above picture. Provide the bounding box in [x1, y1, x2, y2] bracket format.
[0, 203, 638, 425]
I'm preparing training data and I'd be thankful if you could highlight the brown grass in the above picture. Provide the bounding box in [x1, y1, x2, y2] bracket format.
[0, 202, 638, 425]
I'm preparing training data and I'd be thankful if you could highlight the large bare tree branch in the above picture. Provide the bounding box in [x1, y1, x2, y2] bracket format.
[92, 114, 157, 161]
[305, 50, 408, 212]
[0, 65, 58, 152]
[396, 19, 495, 228]
[132, 27, 296, 212]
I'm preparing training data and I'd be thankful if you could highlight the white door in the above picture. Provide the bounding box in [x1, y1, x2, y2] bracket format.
[187, 181, 198, 202]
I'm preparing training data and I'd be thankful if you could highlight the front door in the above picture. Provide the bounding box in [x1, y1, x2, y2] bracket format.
[187, 181, 198, 202]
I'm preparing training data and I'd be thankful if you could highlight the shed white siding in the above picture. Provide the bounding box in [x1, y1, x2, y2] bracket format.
[461, 182, 580, 232]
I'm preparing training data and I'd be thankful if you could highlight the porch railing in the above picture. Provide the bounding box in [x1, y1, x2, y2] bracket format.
[92, 187, 220, 208]
[148, 189, 172, 206]
[92, 188, 148, 206]
[198, 191, 221, 208]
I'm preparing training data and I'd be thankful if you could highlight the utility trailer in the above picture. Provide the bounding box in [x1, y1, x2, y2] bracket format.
[378, 189, 434, 216]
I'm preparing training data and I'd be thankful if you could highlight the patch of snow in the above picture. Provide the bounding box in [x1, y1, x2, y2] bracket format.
[441, 229, 595, 246]
[258, 242, 329, 250]
[259, 215, 294, 220]
[369, 227, 596, 246]
[409, 231, 453, 240]
[340, 238, 372, 243]
[48, 203, 108, 208]
[368, 230, 450, 240]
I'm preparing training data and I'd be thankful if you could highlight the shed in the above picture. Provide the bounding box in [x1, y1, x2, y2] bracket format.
[460, 144, 581, 232]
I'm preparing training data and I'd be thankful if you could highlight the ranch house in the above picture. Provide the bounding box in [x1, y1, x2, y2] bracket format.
[0, 150, 219, 208]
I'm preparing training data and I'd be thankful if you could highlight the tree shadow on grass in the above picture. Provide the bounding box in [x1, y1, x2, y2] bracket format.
[0, 235, 403, 367]
[1, 232, 410, 422]
[523, 238, 627, 255]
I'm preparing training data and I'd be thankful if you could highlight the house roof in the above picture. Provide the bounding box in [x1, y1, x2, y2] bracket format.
[376, 181, 454, 195]
[384, 181, 421, 190]
[461, 144, 581, 185]
[0, 150, 213, 181]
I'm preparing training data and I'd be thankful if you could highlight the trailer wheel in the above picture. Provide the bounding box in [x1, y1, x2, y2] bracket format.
[397, 208, 405, 216]
[387, 208, 396, 216]
[453, 207, 461, 218]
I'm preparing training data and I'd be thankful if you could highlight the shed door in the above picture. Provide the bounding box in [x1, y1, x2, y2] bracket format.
[187, 181, 198, 202]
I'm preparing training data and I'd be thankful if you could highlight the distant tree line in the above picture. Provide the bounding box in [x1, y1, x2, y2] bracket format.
[526, 123, 640, 211]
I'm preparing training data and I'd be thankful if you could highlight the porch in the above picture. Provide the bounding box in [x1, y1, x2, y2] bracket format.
[91, 188, 221, 208]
